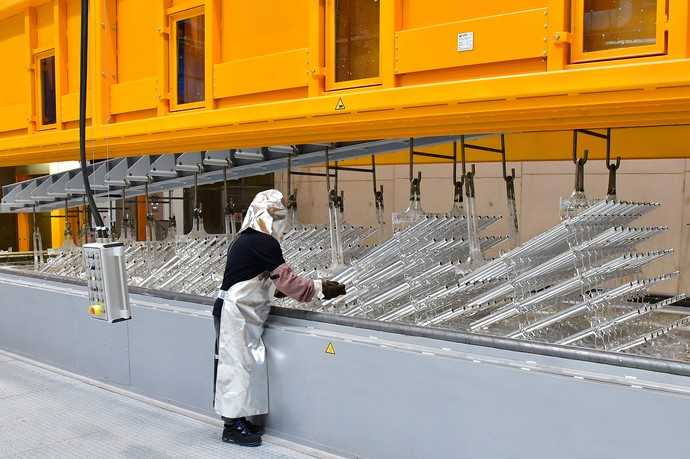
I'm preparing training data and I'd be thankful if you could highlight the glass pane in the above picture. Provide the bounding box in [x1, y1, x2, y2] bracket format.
[176, 14, 205, 105]
[335, 0, 380, 83]
[583, 0, 658, 52]
[40, 55, 56, 125]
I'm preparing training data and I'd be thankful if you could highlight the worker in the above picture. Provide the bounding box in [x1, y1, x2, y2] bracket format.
[213, 189, 346, 447]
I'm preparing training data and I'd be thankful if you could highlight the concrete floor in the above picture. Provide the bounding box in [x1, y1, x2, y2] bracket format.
[0, 353, 326, 458]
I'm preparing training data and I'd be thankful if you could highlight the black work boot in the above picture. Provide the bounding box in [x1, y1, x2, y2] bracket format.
[242, 417, 265, 435]
[222, 418, 262, 447]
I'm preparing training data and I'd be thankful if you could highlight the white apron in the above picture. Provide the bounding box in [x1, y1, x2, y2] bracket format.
[214, 274, 274, 418]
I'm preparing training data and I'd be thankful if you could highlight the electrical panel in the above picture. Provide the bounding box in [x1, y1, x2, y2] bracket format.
[83, 242, 131, 322]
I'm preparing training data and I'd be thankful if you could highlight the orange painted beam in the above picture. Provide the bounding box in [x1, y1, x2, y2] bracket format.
[2, 57, 690, 165]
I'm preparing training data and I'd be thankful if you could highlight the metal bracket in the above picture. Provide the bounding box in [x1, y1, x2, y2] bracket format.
[203, 150, 233, 168]
[30, 176, 56, 202]
[88, 162, 110, 192]
[15, 181, 39, 204]
[64, 170, 88, 194]
[127, 156, 156, 183]
[150, 154, 180, 178]
[175, 152, 204, 173]
[104, 157, 135, 187]
[47, 172, 75, 199]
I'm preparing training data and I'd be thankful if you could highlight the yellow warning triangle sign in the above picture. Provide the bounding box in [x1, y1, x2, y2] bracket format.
[325, 342, 336, 355]
[335, 98, 346, 111]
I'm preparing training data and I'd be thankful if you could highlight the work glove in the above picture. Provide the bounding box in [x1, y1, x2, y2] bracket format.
[322, 280, 346, 300]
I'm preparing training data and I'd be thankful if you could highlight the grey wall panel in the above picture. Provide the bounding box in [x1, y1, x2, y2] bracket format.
[0, 278, 131, 385]
[3, 272, 690, 459]
[70, 314, 130, 386]
[263, 320, 690, 459]
[127, 305, 215, 415]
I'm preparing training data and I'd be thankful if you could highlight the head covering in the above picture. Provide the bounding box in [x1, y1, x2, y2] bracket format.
[240, 189, 288, 240]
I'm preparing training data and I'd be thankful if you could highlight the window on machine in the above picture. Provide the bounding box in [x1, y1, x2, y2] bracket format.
[335, 0, 380, 82]
[175, 13, 205, 106]
[583, 0, 658, 52]
[39, 54, 56, 126]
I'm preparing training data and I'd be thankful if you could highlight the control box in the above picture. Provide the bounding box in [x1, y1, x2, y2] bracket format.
[83, 242, 131, 322]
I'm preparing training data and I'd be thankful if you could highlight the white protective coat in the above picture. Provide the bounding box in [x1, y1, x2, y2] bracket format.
[214, 276, 275, 418]
[214, 189, 286, 419]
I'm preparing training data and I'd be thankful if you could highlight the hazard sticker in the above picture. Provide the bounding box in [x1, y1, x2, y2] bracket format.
[325, 342, 336, 356]
[335, 98, 346, 111]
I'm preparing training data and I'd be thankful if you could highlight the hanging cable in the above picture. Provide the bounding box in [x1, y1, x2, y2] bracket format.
[79, 0, 105, 233]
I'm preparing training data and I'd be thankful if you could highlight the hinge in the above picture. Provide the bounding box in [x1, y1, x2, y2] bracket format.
[552, 31, 572, 44]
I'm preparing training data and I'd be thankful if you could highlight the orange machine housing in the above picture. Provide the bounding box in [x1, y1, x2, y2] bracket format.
[0, 0, 689, 164]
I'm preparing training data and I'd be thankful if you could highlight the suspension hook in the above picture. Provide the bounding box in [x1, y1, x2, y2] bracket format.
[605, 128, 621, 199]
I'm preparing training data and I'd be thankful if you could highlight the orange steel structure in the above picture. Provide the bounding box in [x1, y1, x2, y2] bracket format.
[0, 1, 689, 166]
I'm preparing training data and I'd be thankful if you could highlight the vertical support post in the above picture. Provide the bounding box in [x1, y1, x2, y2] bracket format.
[53, 0, 68, 130]
[24, 7, 37, 134]
[452, 141, 457, 185]
[380, 0, 402, 88]
[408, 137, 414, 182]
[287, 150, 293, 196]
[108, 198, 114, 235]
[51, 208, 65, 248]
[500, 134, 519, 246]
[144, 181, 152, 241]
[307, 0, 325, 97]
[372, 154, 385, 227]
[460, 135, 467, 176]
[156, 0, 171, 116]
[572, 129, 578, 163]
[371, 154, 377, 198]
[32, 205, 44, 268]
[546, 0, 569, 71]
[16, 175, 31, 251]
[76, 205, 82, 243]
[667, 0, 689, 58]
[120, 187, 127, 240]
[93, 0, 117, 127]
[606, 128, 611, 159]
[32, 206, 39, 269]
[205, 0, 220, 109]
[286, 148, 299, 229]
[451, 140, 464, 216]
[325, 147, 331, 191]
[222, 166, 230, 235]
[334, 161, 339, 194]
[17, 213, 30, 252]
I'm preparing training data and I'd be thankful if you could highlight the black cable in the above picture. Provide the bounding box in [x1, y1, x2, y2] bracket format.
[79, 0, 105, 231]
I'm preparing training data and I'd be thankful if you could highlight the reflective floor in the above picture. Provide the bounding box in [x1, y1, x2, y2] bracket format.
[0, 354, 329, 459]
